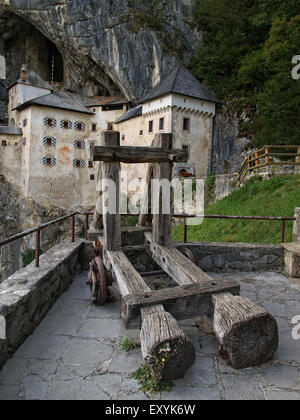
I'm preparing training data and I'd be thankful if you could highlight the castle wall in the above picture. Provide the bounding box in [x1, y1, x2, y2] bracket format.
[20, 106, 98, 211]
[0, 134, 22, 185]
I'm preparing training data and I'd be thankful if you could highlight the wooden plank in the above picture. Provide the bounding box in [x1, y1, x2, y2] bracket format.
[123, 280, 240, 328]
[92, 145, 188, 163]
[146, 232, 215, 286]
[106, 250, 150, 297]
[101, 132, 122, 252]
[282, 242, 300, 257]
[152, 134, 173, 246]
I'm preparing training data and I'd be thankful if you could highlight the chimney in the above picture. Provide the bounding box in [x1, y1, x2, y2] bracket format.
[20, 65, 26, 82]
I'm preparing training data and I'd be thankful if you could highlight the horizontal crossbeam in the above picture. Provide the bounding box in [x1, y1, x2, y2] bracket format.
[91, 145, 188, 163]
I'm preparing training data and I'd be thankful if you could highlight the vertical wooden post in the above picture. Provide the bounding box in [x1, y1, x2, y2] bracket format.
[265, 147, 270, 165]
[281, 220, 286, 244]
[297, 147, 300, 164]
[255, 151, 259, 171]
[152, 134, 173, 246]
[35, 229, 40, 268]
[102, 131, 122, 253]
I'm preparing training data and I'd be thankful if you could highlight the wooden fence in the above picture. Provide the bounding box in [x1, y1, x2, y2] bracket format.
[238, 145, 300, 186]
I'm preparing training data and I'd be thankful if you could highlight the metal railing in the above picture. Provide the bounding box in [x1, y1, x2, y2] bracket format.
[0, 212, 93, 268]
[173, 214, 296, 244]
[0, 211, 296, 270]
[238, 145, 300, 186]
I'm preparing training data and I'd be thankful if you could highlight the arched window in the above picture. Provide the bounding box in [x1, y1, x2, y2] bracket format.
[10, 118, 15, 127]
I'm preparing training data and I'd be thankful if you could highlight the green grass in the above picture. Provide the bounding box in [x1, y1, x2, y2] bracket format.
[172, 175, 300, 244]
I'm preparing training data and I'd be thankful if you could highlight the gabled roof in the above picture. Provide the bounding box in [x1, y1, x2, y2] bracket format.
[9, 70, 52, 91]
[0, 126, 23, 135]
[115, 105, 143, 124]
[14, 91, 93, 115]
[139, 65, 218, 104]
[85, 96, 129, 107]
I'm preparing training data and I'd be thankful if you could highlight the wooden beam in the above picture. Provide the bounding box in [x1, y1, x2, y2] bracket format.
[101, 132, 122, 253]
[152, 134, 173, 246]
[92, 145, 188, 163]
[146, 232, 215, 286]
[123, 280, 240, 328]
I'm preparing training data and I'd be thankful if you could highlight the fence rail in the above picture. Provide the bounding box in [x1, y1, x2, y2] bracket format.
[0, 212, 296, 270]
[238, 145, 300, 186]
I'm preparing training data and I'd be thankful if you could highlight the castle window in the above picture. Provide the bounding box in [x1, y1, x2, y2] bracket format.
[2, 140, 7, 147]
[44, 117, 57, 127]
[88, 161, 93, 168]
[22, 119, 28, 127]
[74, 122, 86, 131]
[73, 159, 85, 168]
[149, 120, 153, 133]
[90, 174, 95, 181]
[107, 123, 113, 131]
[43, 137, 56, 146]
[43, 157, 56, 166]
[74, 140, 86, 150]
[183, 118, 190, 131]
[159, 117, 164, 131]
[60, 120, 72, 129]
[92, 123, 97, 132]
[139, 130, 143, 136]
[122, 135, 125, 141]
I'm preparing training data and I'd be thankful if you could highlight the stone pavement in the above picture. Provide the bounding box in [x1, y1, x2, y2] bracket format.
[0, 270, 299, 400]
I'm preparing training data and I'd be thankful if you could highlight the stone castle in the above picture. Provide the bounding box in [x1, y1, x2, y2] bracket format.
[0, 64, 217, 212]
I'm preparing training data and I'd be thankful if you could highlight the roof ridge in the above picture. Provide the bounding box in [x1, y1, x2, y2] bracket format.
[170, 65, 182, 92]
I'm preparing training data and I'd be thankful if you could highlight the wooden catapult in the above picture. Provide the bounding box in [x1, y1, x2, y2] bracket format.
[88, 131, 279, 380]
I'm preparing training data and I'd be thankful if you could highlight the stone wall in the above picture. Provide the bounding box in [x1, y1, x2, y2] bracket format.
[0, 241, 84, 368]
[176, 242, 284, 273]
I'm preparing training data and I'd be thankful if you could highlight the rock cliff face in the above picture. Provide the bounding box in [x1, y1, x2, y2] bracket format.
[0, 0, 200, 100]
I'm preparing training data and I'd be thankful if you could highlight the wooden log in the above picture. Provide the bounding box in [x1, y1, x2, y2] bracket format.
[101, 132, 122, 253]
[92, 145, 188, 163]
[106, 250, 195, 378]
[140, 305, 195, 381]
[212, 293, 278, 369]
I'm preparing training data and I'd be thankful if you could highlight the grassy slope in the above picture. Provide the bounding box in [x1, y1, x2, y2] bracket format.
[172, 175, 300, 244]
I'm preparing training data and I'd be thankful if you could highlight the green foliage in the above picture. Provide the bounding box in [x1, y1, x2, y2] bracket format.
[120, 336, 136, 352]
[172, 175, 300, 244]
[132, 355, 173, 394]
[206, 174, 216, 189]
[191, 0, 300, 146]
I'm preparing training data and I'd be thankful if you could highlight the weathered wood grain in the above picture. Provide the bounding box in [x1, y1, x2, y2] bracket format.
[140, 305, 195, 381]
[152, 134, 173, 246]
[101, 132, 122, 252]
[212, 293, 278, 369]
[92, 145, 188, 163]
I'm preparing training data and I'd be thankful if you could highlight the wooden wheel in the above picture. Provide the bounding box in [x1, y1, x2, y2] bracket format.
[181, 248, 197, 265]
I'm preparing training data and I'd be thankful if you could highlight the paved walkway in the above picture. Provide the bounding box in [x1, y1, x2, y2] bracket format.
[0, 271, 299, 400]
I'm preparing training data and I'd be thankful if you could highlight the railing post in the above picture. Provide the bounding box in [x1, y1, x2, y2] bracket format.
[85, 213, 89, 241]
[255, 151, 259, 171]
[35, 228, 41, 268]
[281, 220, 286, 243]
[293, 208, 300, 243]
[72, 214, 75, 242]
[184, 217, 188, 243]
[297, 147, 300, 165]
[265, 147, 270, 165]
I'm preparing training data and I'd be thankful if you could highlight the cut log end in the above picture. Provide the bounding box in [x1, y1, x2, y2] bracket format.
[213, 293, 278, 369]
[140, 306, 195, 380]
